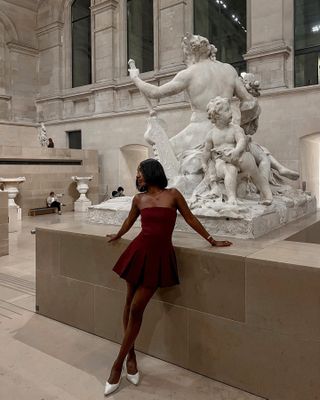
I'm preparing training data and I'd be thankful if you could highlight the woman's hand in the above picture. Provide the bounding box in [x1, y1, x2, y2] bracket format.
[211, 239, 232, 247]
[207, 236, 232, 247]
[106, 234, 121, 242]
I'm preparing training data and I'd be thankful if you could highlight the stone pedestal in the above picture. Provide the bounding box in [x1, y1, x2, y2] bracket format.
[0, 177, 25, 232]
[0, 192, 8, 256]
[72, 176, 93, 212]
[87, 194, 317, 239]
[36, 212, 320, 400]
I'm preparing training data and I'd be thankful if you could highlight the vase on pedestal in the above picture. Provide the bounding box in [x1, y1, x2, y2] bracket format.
[71, 176, 93, 212]
[0, 177, 26, 232]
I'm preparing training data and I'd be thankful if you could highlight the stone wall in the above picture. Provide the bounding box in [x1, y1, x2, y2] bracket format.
[0, 0, 38, 124]
[33, 0, 320, 198]
[0, 0, 319, 199]
[0, 147, 100, 215]
[0, 192, 8, 257]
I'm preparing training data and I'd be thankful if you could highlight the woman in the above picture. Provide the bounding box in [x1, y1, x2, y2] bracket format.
[105, 159, 232, 396]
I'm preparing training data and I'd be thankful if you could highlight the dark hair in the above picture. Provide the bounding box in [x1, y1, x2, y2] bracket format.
[136, 159, 168, 192]
[111, 190, 118, 197]
[117, 186, 124, 192]
[49, 191, 54, 196]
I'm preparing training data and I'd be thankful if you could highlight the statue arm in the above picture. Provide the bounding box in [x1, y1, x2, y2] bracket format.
[131, 70, 189, 99]
[202, 136, 213, 171]
[233, 128, 247, 158]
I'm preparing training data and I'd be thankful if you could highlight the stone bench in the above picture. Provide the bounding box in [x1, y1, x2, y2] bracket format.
[28, 207, 57, 216]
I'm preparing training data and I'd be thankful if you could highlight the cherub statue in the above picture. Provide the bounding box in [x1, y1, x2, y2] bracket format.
[192, 97, 273, 206]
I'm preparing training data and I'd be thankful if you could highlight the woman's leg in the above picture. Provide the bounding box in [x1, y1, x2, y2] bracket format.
[107, 285, 157, 384]
[123, 282, 138, 374]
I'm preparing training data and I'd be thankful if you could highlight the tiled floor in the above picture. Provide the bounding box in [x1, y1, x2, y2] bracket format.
[0, 212, 264, 400]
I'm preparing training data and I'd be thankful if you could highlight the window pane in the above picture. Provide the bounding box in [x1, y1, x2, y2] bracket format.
[68, 131, 82, 149]
[72, 0, 90, 22]
[295, 0, 320, 50]
[295, 52, 320, 87]
[127, 0, 154, 73]
[294, 0, 320, 87]
[72, 13, 91, 87]
[194, 0, 247, 69]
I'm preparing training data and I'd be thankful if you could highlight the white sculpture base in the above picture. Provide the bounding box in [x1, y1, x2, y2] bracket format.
[87, 194, 317, 239]
[74, 199, 92, 212]
[9, 206, 21, 233]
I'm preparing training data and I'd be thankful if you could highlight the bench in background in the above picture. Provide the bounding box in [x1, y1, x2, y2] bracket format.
[28, 207, 57, 216]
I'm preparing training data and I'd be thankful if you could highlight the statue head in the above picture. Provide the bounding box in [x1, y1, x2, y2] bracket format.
[207, 97, 232, 126]
[181, 33, 217, 65]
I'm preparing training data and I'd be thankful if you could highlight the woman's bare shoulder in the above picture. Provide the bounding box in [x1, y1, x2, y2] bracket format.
[166, 187, 182, 199]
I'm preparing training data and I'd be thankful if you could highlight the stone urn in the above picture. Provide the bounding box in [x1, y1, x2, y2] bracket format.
[71, 176, 93, 212]
[0, 177, 26, 208]
[0, 177, 26, 232]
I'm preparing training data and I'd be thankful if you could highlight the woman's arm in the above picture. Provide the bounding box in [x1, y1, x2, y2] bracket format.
[174, 189, 232, 247]
[107, 195, 140, 241]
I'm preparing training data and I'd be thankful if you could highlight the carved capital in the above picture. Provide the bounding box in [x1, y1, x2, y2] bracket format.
[91, 0, 119, 13]
[244, 40, 291, 61]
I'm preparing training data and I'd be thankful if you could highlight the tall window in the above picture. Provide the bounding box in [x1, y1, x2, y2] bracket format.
[295, 0, 320, 87]
[194, 0, 247, 73]
[72, 0, 92, 87]
[127, 0, 154, 73]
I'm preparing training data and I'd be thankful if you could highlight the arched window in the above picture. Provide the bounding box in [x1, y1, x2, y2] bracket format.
[295, 0, 320, 87]
[194, 0, 247, 74]
[71, 0, 92, 87]
[127, 0, 154, 73]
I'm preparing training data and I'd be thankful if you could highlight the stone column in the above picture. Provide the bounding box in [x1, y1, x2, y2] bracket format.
[7, 42, 38, 122]
[37, 22, 63, 95]
[157, 0, 189, 73]
[91, 0, 119, 83]
[244, 0, 292, 90]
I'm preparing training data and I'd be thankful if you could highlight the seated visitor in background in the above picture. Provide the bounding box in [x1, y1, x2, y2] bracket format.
[111, 190, 118, 198]
[117, 186, 125, 196]
[47, 191, 62, 214]
[47, 138, 54, 148]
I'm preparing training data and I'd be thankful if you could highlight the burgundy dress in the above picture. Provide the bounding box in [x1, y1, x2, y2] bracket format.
[113, 207, 179, 288]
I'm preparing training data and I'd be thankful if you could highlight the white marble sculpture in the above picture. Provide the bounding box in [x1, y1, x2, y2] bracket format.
[87, 33, 315, 238]
[38, 122, 49, 147]
[72, 176, 93, 212]
[129, 33, 299, 198]
[190, 97, 272, 207]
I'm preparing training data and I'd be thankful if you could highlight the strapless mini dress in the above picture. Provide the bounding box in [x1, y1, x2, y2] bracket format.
[113, 207, 179, 288]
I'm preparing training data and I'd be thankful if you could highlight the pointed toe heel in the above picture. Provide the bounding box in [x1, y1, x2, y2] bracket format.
[126, 370, 140, 385]
[104, 378, 121, 396]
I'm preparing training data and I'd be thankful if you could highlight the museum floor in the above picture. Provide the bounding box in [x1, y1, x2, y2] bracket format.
[0, 212, 263, 400]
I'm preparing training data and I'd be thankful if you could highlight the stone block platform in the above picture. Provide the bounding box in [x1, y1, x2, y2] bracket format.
[36, 212, 320, 400]
[87, 195, 317, 239]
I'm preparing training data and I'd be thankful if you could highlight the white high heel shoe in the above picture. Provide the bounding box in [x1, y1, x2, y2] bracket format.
[126, 370, 140, 385]
[104, 378, 121, 396]
[124, 356, 140, 385]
